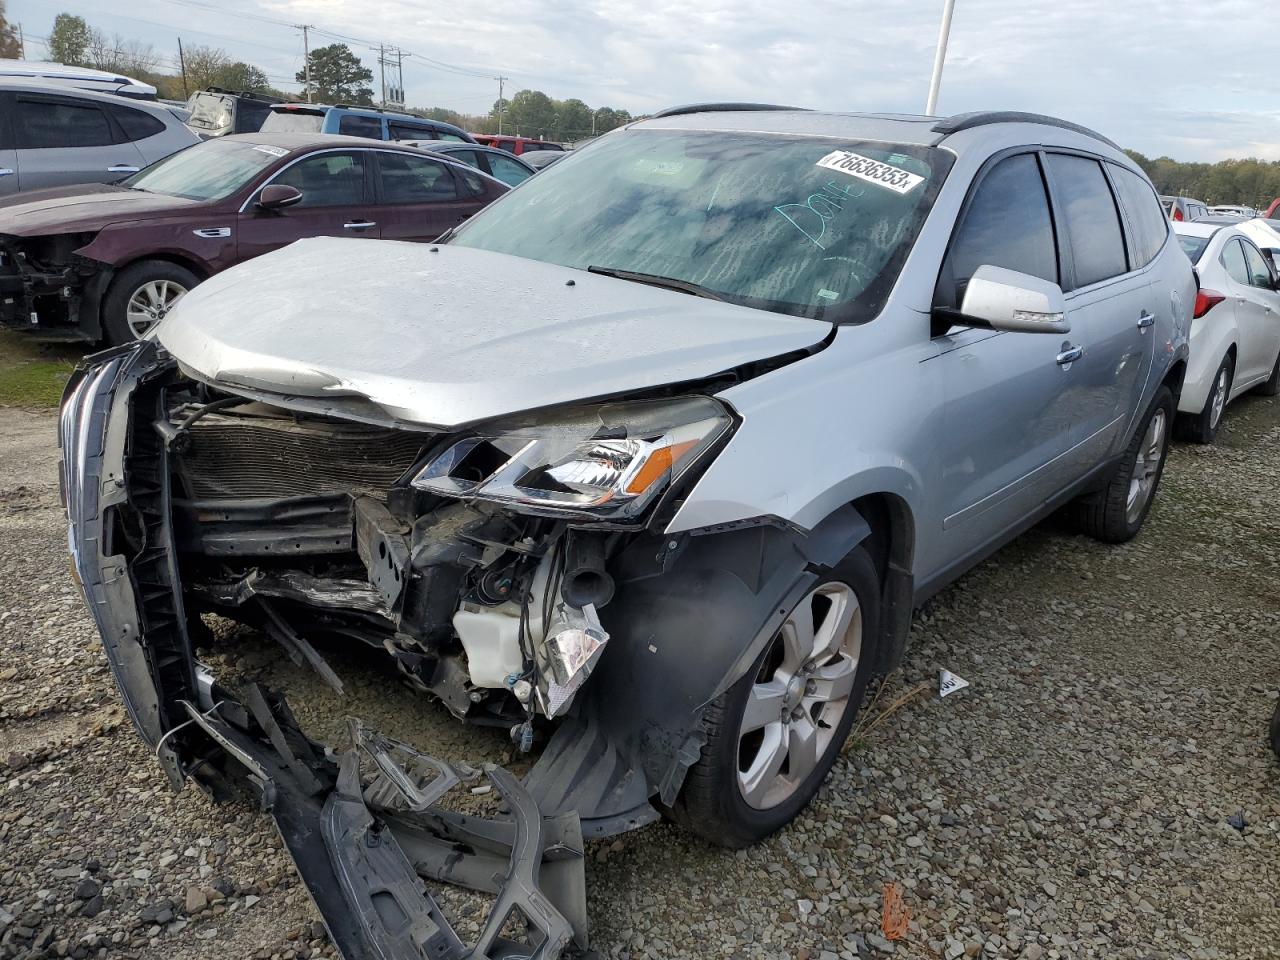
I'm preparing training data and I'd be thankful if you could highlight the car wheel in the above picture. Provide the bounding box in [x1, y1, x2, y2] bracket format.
[1255, 347, 1280, 397]
[1071, 385, 1174, 544]
[101, 260, 199, 346]
[665, 546, 880, 848]
[1176, 353, 1232, 444]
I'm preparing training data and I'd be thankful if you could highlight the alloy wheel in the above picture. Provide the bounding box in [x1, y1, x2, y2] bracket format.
[126, 279, 188, 339]
[1209, 366, 1229, 430]
[736, 581, 862, 810]
[1125, 408, 1166, 525]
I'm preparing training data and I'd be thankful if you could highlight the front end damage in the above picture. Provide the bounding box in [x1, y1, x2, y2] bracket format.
[60, 340, 869, 957]
[0, 232, 110, 340]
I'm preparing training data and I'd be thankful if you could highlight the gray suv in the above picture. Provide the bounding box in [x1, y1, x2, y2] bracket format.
[60, 106, 1191, 954]
[0, 78, 197, 193]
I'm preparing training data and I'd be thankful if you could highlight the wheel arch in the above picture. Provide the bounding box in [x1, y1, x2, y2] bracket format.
[112, 251, 212, 284]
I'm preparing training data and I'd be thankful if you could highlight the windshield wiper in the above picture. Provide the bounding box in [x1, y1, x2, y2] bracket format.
[587, 266, 723, 302]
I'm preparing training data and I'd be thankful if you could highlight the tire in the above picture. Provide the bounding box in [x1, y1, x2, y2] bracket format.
[1271, 699, 1280, 761]
[100, 260, 199, 346]
[665, 545, 881, 848]
[1071, 385, 1174, 544]
[1176, 353, 1232, 444]
[1255, 348, 1280, 397]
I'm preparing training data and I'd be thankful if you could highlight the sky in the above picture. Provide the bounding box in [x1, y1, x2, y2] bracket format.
[11, 0, 1280, 162]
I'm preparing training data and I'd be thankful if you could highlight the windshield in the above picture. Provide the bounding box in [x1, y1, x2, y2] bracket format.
[186, 92, 233, 133]
[261, 109, 325, 133]
[451, 129, 952, 321]
[124, 139, 283, 201]
[1177, 234, 1210, 263]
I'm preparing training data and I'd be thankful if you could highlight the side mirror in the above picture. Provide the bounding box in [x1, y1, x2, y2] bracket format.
[959, 264, 1070, 334]
[256, 184, 303, 211]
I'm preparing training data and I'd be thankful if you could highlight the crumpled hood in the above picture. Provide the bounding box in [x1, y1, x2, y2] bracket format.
[157, 237, 831, 428]
[0, 184, 199, 237]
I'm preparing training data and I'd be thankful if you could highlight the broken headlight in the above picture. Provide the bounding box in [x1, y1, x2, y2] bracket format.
[410, 396, 733, 521]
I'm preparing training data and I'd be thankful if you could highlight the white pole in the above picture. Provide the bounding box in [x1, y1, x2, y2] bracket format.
[925, 0, 957, 116]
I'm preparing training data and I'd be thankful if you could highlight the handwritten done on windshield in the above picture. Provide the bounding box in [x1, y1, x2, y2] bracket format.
[774, 179, 864, 250]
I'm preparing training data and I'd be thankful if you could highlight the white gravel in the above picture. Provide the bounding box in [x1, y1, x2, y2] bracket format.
[1, 390, 1278, 960]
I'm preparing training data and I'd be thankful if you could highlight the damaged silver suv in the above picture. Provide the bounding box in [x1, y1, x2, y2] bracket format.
[60, 105, 1192, 956]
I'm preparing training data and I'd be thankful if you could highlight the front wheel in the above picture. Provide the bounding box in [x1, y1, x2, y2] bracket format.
[101, 260, 199, 346]
[665, 546, 881, 848]
[1070, 385, 1174, 543]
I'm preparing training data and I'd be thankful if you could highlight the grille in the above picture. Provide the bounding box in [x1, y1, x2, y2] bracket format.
[176, 410, 433, 500]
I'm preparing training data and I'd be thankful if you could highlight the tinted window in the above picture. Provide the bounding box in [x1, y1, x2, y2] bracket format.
[454, 130, 952, 321]
[1176, 234, 1209, 263]
[272, 151, 366, 206]
[16, 97, 114, 148]
[1242, 241, 1274, 287]
[338, 114, 383, 139]
[486, 153, 531, 186]
[378, 152, 459, 202]
[1110, 165, 1168, 268]
[442, 149, 482, 169]
[237, 99, 274, 133]
[110, 105, 166, 142]
[1045, 154, 1128, 287]
[1222, 239, 1251, 285]
[939, 153, 1057, 308]
[389, 121, 432, 140]
[437, 132, 466, 142]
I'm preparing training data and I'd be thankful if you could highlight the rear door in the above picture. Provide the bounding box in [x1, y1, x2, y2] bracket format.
[12, 91, 146, 189]
[235, 148, 379, 261]
[0, 93, 19, 195]
[1042, 152, 1154, 468]
[1232, 239, 1280, 385]
[372, 150, 490, 242]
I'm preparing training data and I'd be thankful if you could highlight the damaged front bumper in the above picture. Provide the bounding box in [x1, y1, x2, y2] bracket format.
[59, 342, 590, 958]
[0, 233, 110, 340]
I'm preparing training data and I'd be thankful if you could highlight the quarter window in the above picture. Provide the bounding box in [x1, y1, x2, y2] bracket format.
[1044, 154, 1128, 288]
[16, 97, 114, 149]
[271, 151, 366, 207]
[110, 105, 166, 142]
[1110, 165, 1168, 269]
[378, 152, 459, 203]
[938, 152, 1057, 309]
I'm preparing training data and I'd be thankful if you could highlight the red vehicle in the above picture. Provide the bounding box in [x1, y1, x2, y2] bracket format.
[1265, 197, 1280, 219]
[471, 134, 565, 157]
[0, 133, 508, 344]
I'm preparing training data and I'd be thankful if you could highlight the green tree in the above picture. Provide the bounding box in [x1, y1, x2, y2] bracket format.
[0, 2, 21, 58]
[218, 61, 269, 91]
[48, 13, 91, 65]
[507, 89, 556, 138]
[296, 43, 373, 104]
[556, 97, 591, 140]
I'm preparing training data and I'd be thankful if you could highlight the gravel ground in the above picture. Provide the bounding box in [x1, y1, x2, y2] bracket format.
[2, 391, 1278, 960]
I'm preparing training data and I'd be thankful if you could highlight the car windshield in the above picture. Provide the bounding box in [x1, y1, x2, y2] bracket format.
[186, 93, 233, 133]
[261, 109, 325, 133]
[1177, 234, 1210, 262]
[451, 129, 952, 321]
[124, 139, 283, 201]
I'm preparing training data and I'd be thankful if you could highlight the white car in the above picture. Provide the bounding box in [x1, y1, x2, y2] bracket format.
[1235, 218, 1280, 269]
[1210, 204, 1258, 218]
[1173, 221, 1280, 441]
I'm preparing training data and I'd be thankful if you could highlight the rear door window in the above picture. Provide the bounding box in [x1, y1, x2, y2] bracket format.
[486, 153, 532, 186]
[1222, 239, 1251, 285]
[377, 152, 460, 203]
[389, 121, 432, 140]
[1045, 153, 1128, 288]
[338, 114, 384, 139]
[1110, 165, 1168, 268]
[1241, 241, 1275, 287]
[16, 96, 115, 148]
[937, 152, 1058, 309]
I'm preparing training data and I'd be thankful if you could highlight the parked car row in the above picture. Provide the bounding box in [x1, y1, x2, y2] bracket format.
[57, 105, 1246, 958]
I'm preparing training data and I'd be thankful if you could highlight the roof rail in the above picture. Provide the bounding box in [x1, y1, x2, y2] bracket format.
[649, 102, 807, 119]
[932, 111, 1120, 150]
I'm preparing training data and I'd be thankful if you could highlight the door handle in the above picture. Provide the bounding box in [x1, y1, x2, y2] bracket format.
[1136, 312, 1155, 329]
[107, 164, 140, 174]
[343, 220, 376, 230]
[1056, 345, 1084, 366]
[0, 168, 13, 176]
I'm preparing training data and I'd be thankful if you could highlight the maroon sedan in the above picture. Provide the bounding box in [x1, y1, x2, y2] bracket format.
[0, 133, 508, 345]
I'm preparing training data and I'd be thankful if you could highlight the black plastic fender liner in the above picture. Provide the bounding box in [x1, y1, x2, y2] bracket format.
[524, 506, 871, 831]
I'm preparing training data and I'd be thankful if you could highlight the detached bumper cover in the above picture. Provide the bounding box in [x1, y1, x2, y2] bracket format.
[58, 341, 589, 959]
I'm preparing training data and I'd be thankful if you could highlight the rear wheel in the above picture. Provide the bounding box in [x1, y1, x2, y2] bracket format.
[666, 546, 880, 848]
[1176, 353, 1232, 444]
[1071, 385, 1174, 543]
[101, 260, 199, 346]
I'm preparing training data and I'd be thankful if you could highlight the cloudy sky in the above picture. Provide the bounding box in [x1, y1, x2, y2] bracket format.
[13, 0, 1279, 161]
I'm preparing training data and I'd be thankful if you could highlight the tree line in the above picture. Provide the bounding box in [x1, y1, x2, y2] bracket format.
[1126, 151, 1280, 209]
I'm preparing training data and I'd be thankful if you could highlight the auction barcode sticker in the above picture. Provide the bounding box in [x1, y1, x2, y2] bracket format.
[816, 150, 924, 195]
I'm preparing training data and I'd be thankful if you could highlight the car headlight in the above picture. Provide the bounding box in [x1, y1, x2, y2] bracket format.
[410, 396, 733, 521]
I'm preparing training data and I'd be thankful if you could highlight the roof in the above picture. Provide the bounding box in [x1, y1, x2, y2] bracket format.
[1171, 221, 1225, 239]
[0, 76, 170, 112]
[406, 140, 534, 163]
[220, 131, 453, 152]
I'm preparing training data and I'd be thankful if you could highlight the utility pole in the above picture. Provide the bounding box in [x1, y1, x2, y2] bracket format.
[496, 75, 508, 134]
[393, 49, 408, 106]
[378, 44, 386, 107]
[925, 0, 957, 115]
[177, 37, 189, 98]
[299, 24, 313, 102]
[16, 23, 23, 58]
